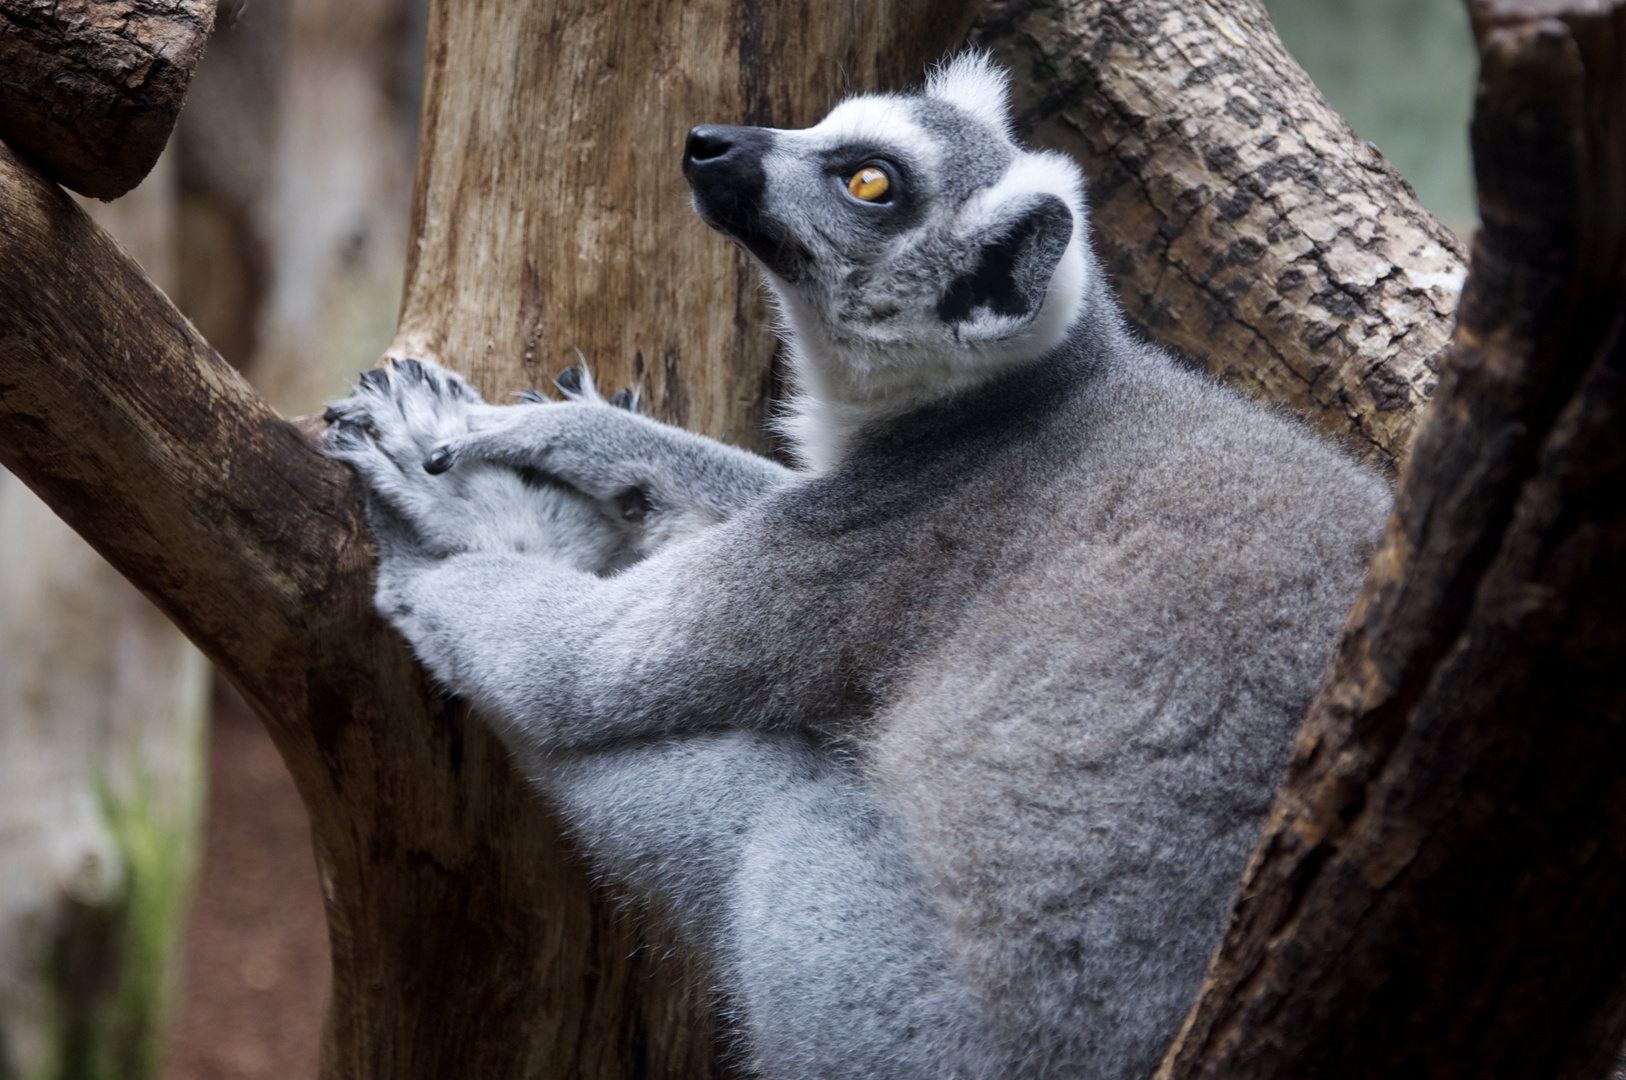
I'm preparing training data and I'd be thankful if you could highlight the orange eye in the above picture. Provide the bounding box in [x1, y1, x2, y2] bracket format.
[847, 168, 890, 202]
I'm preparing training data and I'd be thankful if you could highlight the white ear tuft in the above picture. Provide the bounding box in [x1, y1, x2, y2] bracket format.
[925, 51, 1013, 134]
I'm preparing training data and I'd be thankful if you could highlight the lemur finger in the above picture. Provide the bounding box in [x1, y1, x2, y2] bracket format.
[419, 425, 530, 476]
[554, 366, 595, 400]
[329, 357, 490, 474]
[515, 380, 640, 413]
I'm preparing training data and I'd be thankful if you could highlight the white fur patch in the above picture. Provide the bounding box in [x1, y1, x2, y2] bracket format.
[925, 52, 1014, 136]
[801, 95, 938, 166]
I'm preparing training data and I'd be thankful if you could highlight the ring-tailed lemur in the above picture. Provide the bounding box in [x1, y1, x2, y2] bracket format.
[327, 54, 1391, 1080]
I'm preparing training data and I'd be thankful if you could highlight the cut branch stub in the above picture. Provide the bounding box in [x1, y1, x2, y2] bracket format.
[971, 0, 1467, 472]
[0, 0, 216, 199]
[1157, 1, 1626, 1077]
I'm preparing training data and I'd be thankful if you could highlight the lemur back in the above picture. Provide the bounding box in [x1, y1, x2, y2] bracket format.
[327, 53, 1391, 1080]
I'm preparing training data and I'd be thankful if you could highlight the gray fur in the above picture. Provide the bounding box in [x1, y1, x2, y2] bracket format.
[327, 54, 1390, 1080]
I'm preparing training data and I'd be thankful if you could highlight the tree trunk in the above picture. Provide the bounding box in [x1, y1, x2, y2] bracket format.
[0, 154, 210, 1080]
[972, 0, 1467, 471]
[1156, 1, 1626, 1076]
[0, 0, 215, 199]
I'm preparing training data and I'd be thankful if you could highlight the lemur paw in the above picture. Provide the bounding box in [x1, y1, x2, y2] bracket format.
[325, 358, 488, 557]
[325, 357, 637, 573]
[414, 366, 667, 527]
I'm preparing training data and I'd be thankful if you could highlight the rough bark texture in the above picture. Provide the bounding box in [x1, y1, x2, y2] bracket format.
[0, 0, 216, 200]
[971, 0, 1468, 471]
[1157, 1, 1626, 1076]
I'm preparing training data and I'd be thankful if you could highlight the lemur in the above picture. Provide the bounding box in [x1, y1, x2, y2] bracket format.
[327, 54, 1391, 1080]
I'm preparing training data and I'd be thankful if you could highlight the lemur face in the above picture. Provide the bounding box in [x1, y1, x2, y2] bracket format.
[682, 54, 1089, 404]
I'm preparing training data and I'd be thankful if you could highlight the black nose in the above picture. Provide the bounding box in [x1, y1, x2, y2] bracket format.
[681, 124, 771, 223]
[684, 125, 737, 165]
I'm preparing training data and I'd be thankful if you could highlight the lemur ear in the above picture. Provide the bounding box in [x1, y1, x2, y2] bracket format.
[936, 194, 1073, 331]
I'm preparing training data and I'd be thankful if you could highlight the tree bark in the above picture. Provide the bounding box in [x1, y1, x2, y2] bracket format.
[971, 0, 1468, 471]
[0, 0, 216, 200]
[1156, 1, 1626, 1077]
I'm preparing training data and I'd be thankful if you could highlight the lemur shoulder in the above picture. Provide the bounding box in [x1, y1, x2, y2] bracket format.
[327, 53, 1391, 1080]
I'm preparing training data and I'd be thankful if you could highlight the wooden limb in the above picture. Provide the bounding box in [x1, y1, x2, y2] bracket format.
[0, 140, 716, 1078]
[971, 0, 1468, 471]
[0, 0, 215, 200]
[1157, 1, 1626, 1076]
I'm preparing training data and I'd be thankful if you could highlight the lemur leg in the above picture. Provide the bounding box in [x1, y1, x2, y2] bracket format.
[537, 732, 996, 1080]
[424, 365, 795, 554]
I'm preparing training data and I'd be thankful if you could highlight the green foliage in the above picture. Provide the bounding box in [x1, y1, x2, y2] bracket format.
[25, 765, 204, 1080]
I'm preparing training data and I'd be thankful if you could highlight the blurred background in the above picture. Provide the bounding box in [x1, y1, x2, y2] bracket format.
[0, 0, 1475, 1077]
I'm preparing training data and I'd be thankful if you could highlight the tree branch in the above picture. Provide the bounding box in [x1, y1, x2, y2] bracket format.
[972, 0, 1468, 471]
[1158, 1, 1626, 1074]
[0, 0, 216, 199]
[0, 141, 723, 1079]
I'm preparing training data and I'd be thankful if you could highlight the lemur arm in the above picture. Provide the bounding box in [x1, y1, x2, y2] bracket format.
[371, 540, 827, 752]
[329, 359, 825, 748]
[435, 394, 796, 553]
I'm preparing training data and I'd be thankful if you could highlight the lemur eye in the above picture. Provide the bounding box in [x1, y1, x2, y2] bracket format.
[847, 168, 890, 202]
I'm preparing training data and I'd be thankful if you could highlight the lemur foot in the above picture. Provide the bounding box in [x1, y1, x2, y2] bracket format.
[325, 357, 636, 574]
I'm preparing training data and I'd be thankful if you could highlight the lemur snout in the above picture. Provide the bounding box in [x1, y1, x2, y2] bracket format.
[683, 125, 740, 164]
[683, 124, 796, 277]
[681, 125, 770, 211]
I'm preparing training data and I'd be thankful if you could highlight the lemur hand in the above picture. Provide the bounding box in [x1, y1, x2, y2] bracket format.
[417, 365, 797, 555]
[324, 357, 637, 574]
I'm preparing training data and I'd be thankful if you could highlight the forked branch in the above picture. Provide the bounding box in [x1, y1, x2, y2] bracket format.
[1158, 2, 1626, 1076]
[0, 0, 216, 198]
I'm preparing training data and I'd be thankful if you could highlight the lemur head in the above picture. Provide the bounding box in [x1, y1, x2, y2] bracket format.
[683, 53, 1091, 467]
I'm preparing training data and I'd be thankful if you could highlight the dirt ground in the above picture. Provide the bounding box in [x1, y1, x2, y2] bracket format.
[161, 691, 329, 1080]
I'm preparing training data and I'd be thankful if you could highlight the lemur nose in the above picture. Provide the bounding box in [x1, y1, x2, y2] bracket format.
[684, 126, 738, 165]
